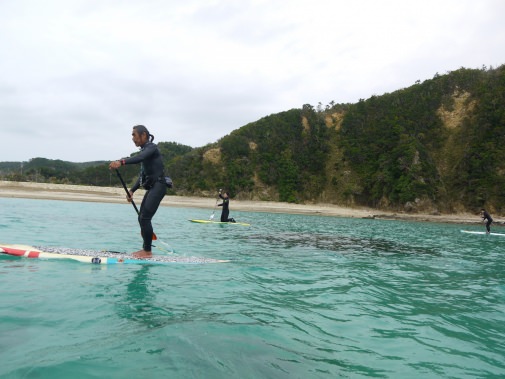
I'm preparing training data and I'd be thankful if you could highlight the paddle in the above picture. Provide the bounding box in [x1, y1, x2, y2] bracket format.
[209, 189, 221, 220]
[115, 169, 157, 241]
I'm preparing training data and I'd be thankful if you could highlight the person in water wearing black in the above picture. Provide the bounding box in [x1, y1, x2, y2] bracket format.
[109, 125, 166, 258]
[481, 208, 493, 234]
[218, 189, 235, 223]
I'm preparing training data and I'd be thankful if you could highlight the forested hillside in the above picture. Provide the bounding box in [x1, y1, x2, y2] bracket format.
[167, 66, 505, 213]
[336, 66, 505, 213]
[2, 65, 504, 213]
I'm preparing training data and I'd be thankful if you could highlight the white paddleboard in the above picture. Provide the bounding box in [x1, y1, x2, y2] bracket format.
[461, 230, 505, 237]
[0, 244, 230, 264]
[189, 219, 251, 226]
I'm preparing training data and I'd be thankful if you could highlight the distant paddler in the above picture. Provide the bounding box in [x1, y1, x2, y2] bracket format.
[218, 189, 236, 223]
[480, 208, 493, 234]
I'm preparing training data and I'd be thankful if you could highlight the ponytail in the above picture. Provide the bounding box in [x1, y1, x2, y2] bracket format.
[133, 124, 155, 142]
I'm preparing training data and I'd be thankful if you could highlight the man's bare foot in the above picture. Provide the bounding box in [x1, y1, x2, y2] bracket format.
[132, 250, 153, 258]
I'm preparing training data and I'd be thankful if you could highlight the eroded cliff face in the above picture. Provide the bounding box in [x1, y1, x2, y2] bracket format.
[203, 148, 221, 164]
[437, 90, 475, 129]
[433, 91, 475, 177]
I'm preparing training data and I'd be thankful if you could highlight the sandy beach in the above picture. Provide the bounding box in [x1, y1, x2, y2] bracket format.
[0, 180, 494, 226]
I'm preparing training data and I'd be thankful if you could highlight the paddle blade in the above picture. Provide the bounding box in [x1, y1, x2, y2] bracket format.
[141, 230, 157, 241]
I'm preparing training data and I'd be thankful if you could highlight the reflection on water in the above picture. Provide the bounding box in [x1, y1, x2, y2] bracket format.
[246, 231, 440, 255]
[116, 266, 175, 329]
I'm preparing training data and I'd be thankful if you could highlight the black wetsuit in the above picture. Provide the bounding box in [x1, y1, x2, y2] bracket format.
[482, 211, 493, 233]
[124, 142, 166, 251]
[218, 194, 233, 222]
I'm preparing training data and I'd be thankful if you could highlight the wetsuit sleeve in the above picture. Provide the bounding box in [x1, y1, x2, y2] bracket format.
[123, 144, 157, 165]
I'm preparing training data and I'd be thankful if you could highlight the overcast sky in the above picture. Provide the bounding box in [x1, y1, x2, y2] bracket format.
[1, 0, 504, 162]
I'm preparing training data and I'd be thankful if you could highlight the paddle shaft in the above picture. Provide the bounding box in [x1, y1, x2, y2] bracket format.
[210, 198, 219, 220]
[115, 169, 139, 214]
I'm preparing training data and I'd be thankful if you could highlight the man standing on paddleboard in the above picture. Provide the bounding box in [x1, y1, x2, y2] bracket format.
[109, 125, 166, 258]
[481, 208, 493, 234]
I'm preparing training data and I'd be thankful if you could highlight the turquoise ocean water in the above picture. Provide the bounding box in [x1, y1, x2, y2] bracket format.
[0, 197, 504, 378]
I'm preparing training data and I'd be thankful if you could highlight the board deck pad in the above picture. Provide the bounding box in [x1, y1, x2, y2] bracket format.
[189, 219, 250, 226]
[0, 244, 229, 264]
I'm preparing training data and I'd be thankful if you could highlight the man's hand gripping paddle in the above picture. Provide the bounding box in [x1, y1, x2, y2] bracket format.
[115, 169, 157, 241]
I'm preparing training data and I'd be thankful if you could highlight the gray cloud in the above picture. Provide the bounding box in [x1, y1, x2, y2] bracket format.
[1, 0, 504, 162]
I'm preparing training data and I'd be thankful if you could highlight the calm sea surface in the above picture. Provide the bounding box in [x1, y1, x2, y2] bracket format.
[0, 197, 504, 378]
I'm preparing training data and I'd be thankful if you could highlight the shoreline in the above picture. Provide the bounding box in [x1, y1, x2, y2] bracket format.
[0, 180, 494, 226]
